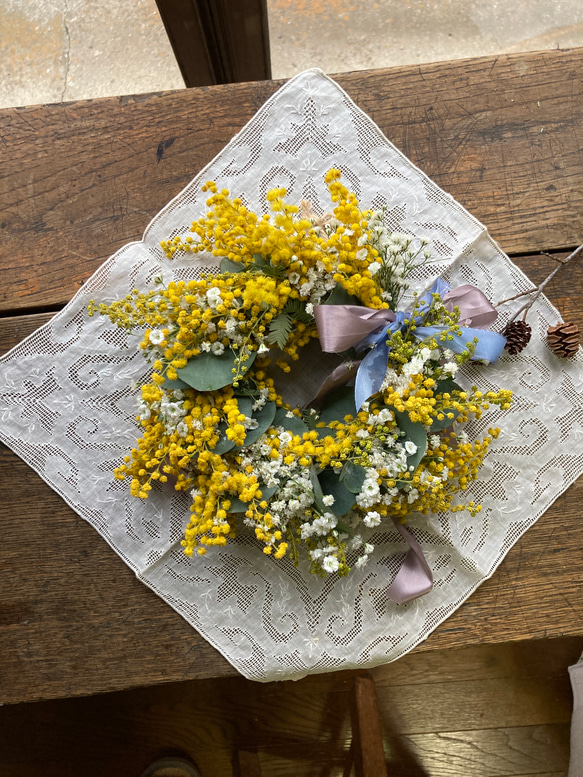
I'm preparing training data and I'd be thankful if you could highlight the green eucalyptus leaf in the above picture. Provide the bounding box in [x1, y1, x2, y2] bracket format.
[274, 407, 309, 437]
[162, 377, 190, 390]
[319, 385, 357, 425]
[176, 349, 256, 392]
[314, 425, 336, 439]
[309, 463, 325, 512]
[220, 256, 245, 274]
[394, 409, 428, 472]
[325, 283, 361, 306]
[212, 426, 236, 454]
[341, 460, 367, 493]
[318, 469, 356, 517]
[434, 379, 463, 397]
[242, 400, 276, 447]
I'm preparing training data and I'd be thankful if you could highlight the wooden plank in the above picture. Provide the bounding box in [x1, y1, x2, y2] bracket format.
[370, 636, 583, 687]
[0, 638, 574, 776]
[350, 674, 388, 777]
[405, 725, 571, 777]
[1, 48, 582, 314]
[155, 0, 271, 87]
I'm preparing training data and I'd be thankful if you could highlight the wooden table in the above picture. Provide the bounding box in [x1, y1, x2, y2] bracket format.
[1, 48, 582, 708]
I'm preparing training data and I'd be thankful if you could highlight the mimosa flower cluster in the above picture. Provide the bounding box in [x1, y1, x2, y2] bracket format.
[90, 170, 512, 577]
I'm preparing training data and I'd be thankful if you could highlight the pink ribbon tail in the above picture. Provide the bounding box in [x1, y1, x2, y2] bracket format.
[310, 360, 362, 406]
[442, 284, 498, 329]
[386, 518, 434, 605]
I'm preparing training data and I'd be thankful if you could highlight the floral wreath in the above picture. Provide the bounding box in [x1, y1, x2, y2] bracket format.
[90, 170, 513, 603]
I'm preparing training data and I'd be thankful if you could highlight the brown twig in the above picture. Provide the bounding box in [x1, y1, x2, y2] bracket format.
[498, 243, 583, 324]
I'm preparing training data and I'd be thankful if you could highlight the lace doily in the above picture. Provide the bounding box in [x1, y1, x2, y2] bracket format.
[1, 69, 582, 682]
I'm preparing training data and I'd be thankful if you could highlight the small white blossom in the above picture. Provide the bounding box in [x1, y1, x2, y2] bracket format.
[404, 440, 418, 455]
[322, 494, 335, 507]
[211, 342, 225, 355]
[322, 555, 339, 573]
[364, 510, 382, 528]
[148, 329, 165, 345]
[429, 434, 441, 449]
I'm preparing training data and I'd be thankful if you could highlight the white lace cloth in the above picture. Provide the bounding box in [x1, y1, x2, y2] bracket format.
[1, 69, 582, 682]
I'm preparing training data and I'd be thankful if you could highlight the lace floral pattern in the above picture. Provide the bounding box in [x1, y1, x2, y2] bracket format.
[1, 69, 582, 681]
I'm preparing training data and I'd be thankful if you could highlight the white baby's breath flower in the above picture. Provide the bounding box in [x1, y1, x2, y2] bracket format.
[429, 434, 441, 449]
[363, 510, 382, 528]
[368, 261, 381, 276]
[322, 494, 335, 507]
[211, 342, 225, 355]
[148, 329, 165, 345]
[322, 555, 339, 573]
[404, 440, 418, 455]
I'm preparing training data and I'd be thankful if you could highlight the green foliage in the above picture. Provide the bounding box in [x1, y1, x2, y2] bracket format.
[394, 409, 428, 471]
[243, 400, 277, 447]
[227, 484, 279, 513]
[429, 379, 462, 431]
[318, 469, 356, 516]
[176, 349, 257, 392]
[274, 407, 309, 437]
[267, 312, 294, 349]
[341, 460, 367, 493]
[319, 385, 357, 425]
[220, 256, 245, 274]
[250, 253, 285, 277]
[267, 299, 314, 349]
[325, 282, 361, 306]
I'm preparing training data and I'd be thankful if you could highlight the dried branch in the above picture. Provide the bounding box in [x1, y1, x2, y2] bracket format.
[497, 243, 583, 324]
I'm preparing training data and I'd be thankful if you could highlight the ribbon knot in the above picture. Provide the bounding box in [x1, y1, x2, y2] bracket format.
[314, 279, 506, 410]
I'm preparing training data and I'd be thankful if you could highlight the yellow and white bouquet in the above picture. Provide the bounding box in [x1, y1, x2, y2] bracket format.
[90, 170, 512, 596]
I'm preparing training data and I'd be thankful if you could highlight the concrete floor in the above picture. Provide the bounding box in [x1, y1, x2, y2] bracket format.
[1, 0, 583, 109]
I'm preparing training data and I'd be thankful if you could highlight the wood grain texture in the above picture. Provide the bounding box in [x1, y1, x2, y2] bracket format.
[1, 51, 582, 705]
[0, 638, 575, 777]
[1, 48, 582, 314]
[406, 726, 570, 777]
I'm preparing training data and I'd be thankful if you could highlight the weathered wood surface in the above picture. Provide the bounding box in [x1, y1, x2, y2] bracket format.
[0, 638, 578, 776]
[0, 49, 582, 706]
[1, 48, 582, 315]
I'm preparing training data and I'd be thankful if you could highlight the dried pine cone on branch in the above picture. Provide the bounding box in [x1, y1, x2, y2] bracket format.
[502, 320, 532, 355]
[547, 322, 580, 358]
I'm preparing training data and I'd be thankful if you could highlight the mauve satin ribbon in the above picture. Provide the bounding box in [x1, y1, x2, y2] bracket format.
[313, 305, 396, 353]
[313, 282, 499, 354]
[387, 518, 434, 604]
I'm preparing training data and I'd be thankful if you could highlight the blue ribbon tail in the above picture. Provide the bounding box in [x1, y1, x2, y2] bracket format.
[416, 325, 506, 362]
[355, 337, 390, 410]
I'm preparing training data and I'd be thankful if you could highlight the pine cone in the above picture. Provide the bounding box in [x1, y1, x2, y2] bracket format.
[502, 320, 532, 355]
[547, 322, 580, 358]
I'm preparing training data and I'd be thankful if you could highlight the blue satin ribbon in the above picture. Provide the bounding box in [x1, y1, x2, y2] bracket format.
[354, 280, 506, 410]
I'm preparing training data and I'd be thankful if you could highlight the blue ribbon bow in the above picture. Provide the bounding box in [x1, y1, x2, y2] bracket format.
[354, 279, 506, 409]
